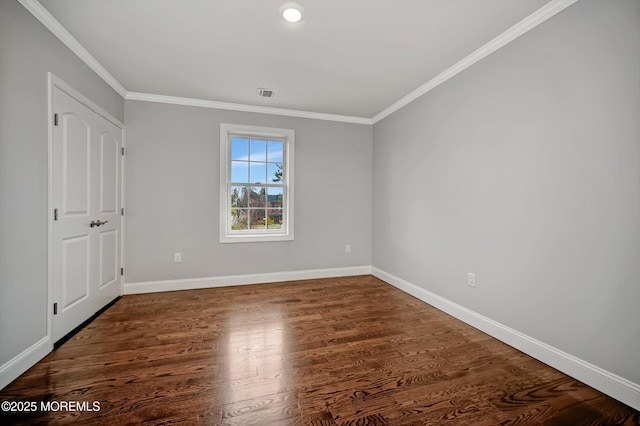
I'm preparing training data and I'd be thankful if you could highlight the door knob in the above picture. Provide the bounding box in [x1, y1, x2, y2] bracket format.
[90, 220, 109, 227]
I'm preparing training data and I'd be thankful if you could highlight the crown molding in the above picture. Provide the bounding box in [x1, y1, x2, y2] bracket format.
[20, 0, 578, 126]
[372, 0, 580, 124]
[18, 0, 127, 98]
[126, 92, 373, 125]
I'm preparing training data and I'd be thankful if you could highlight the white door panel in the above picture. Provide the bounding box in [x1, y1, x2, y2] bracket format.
[52, 87, 122, 343]
[99, 230, 117, 288]
[61, 235, 90, 309]
[61, 113, 91, 216]
[99, 131, 119, 214]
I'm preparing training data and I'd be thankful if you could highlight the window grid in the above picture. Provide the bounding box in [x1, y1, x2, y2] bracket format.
[229, 135, 287, 234]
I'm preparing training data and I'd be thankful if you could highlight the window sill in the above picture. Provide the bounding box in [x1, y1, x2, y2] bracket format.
[219, 233, 294, 244]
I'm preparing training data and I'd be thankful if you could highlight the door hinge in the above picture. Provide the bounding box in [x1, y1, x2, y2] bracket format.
[54, 113, 58, 126]
[53, 303, 58, 315]
[121, 147, 125, 156]
[54, 208, 58, 221]
[120, 267, 124, 276]
[121, 207, 124, 216]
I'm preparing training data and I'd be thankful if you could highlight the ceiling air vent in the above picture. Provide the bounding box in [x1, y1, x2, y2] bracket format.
[257, 88, 277, 99]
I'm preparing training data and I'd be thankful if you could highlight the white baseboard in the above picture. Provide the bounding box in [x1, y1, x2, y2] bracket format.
[0, 336, 51, 390]
[5, 267, 638, 411]
[124, 266, 373, 295]
[371, 267, 640, 411]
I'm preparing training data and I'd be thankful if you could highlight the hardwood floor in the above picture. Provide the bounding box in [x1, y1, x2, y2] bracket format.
[0, 275, 637, 425]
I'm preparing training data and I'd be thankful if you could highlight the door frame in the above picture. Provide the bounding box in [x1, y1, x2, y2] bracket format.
[47, 73, 125, 344]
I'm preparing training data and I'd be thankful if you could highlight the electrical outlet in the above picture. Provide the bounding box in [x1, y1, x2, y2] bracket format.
[174, 252, 182, 263]
[468, 273, 476, 287]
[345, 244, 351, 253]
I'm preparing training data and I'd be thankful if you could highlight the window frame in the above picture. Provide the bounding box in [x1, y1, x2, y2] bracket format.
[219, 123, 294, 243]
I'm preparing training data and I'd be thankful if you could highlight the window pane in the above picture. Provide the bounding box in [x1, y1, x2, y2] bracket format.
[231, 138, 249, 160]
[267, 208, 283, 229]
[249, 209, 266, 229]
[267, 163, 283, 183]
[267, 187, 283, 207]
[267, 141, 284, 162]
[249, 162, 267, 184]
[250, 139, 267, 161]
[231, 209, 248, 230]
[231, 186, 247, 207]
[231, 161, 249, 183]
[248, 187, 266, 207]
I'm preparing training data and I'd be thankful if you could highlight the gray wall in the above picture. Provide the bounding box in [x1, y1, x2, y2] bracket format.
[373, 0, 640, 384]
[124, 100, 372, 283]
[0, 0, 124, 365]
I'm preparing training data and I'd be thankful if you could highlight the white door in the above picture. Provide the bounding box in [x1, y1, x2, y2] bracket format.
[52, 87, 122, 343]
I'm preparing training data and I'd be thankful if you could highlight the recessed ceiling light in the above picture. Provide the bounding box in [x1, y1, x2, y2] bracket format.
[280, 3, 304, 23]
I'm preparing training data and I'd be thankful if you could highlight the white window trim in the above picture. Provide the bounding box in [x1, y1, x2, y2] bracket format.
[219, 123, 295, 243]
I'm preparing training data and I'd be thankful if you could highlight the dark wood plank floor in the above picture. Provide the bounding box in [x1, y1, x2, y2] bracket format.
[1, 275, 637, 425]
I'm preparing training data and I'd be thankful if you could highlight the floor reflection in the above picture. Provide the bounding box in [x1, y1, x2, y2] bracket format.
[222, 308, 290, 404]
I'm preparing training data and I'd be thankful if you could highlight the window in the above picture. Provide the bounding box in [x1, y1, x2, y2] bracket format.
[219, 123, 294, 243]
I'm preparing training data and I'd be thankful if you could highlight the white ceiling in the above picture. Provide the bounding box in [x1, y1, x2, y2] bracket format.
[38, 0, 551, 119]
